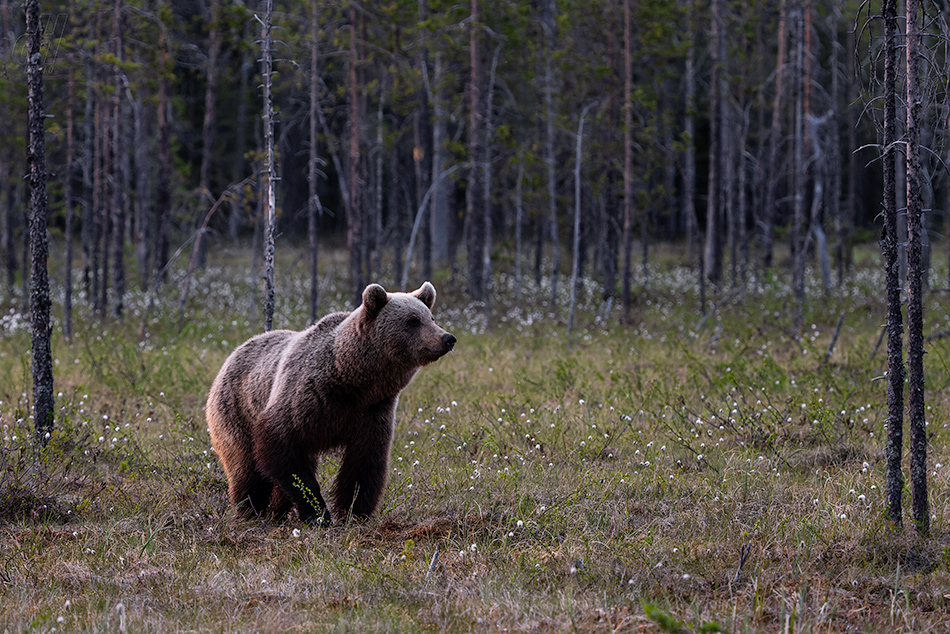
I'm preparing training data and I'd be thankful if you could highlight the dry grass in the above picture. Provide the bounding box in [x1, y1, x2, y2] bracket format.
[2, 245, 950, 632]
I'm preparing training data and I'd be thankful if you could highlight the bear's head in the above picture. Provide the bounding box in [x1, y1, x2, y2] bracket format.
[358, 282, 456, 368]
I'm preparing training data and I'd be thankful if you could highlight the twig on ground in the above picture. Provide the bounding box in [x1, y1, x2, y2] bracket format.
[731, 542, 752, 588]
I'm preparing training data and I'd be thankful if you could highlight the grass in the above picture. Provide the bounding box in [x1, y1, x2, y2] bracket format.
[2, 242, 950, 632]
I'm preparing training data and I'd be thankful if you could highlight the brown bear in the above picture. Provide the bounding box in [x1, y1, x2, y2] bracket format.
[206, 282, 456, 525]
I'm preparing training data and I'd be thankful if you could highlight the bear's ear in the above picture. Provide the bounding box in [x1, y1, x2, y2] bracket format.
[362, 284, 389, 320]
[413, 281, 436, 309]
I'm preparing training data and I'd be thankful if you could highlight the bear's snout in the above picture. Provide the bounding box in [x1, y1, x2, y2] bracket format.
[442, 333, 457, 351]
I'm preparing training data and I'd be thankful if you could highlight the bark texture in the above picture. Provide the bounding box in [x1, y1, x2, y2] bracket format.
[27, 0, 54, 439]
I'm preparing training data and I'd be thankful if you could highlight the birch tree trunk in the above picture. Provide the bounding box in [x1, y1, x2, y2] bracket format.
[905, 0, 928, 536]
[27, 0, 54, 440]
[881, 0, 904, 529]
[568, 104, 592, 337]
[261, 0, 277, 331]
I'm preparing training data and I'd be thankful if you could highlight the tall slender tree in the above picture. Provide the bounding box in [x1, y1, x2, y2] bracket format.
[64, 57, 76, 340]
[465, 0, 486, 302]
[111, 0, 125, 318]
[261, 0, 277, 331]
[196, 0, 222, 270]
[882, 0, 904, 529]
[308, 0, 321, 324]
[26, 0, 53, 440]
[568, 103, 593, 337]
[541, 0, 559, 306]
[905, 0, 928, 536]
[704, 0, 725, 286]
[621, 0, 634, 315]
[347, 2, 364, 306]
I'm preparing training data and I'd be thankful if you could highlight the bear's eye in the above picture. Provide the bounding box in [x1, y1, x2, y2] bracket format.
[407, 316, 421, 327]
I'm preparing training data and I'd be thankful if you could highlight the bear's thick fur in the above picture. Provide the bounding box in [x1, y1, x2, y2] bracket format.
[206, 282, 456, 525]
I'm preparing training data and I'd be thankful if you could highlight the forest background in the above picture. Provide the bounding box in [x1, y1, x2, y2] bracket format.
[4, 0, 950, 632]
[2, 0, 947, 319]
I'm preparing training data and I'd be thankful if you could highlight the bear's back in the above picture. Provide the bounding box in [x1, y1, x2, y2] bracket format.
[209, 330, 297, 424]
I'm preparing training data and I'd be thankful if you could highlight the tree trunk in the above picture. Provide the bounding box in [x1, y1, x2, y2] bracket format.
[481, 44, 501, 319]
[64, 59, 76, 339]
[27, 0, 54, 440]
[308, 0, 321, 323]
[231, 20, 252, 241]
[414, 0, 432, 282]
[261, 0, 277, 331]
[905, 0, 928, 536]
[830, 5, 844, 287]
[347, 2, 364, 307]
[197, 0, 221, 269]
[763, 0, 789, 271]
[845, 26, 857, 280]
[155, 46, 172, 285]
[882, 0, 904, 530]
[737, 104, 750, 285]
[791, 3, 805, 331]
[568, 104, 592, 337]
[621, 0, 634, 314]
[0, 0, 12, 295]
[111, 0, 125, 318]
[542, 0, 559, 306]
[371, 77, 384, 281]
[430, 51, 450, 268]
[515, 152, 524, 311]
[465, 0, 485, 302]
[82, 57, 94, 295]
[92, 98, 104, 313]
[682, 0, 697, 271]
[133, 96, 150, 290]
[704, 0, 725, 286]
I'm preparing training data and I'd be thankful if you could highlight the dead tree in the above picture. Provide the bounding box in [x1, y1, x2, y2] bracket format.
[881, 0, 904, 529]
[27, 0, 54, 440]
[260, 0, 277, 331]
[905, 0, 928, 536]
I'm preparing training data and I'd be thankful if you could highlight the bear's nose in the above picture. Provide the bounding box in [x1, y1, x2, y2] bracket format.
[442, 333, 457, 350]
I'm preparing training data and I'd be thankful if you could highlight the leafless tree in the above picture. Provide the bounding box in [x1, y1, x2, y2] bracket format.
[261, 0, 277, 331]
[881, 0, 904, 529]
[26, 0, 54, 440]
[905, 0, 928, 536]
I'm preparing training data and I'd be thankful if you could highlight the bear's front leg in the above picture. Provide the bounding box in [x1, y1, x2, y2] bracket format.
[332, 425, 393, 521]
[253, 415, 332, 526]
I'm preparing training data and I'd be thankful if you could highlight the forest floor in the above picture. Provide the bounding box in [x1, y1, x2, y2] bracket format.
[3, 244, 950, 633]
